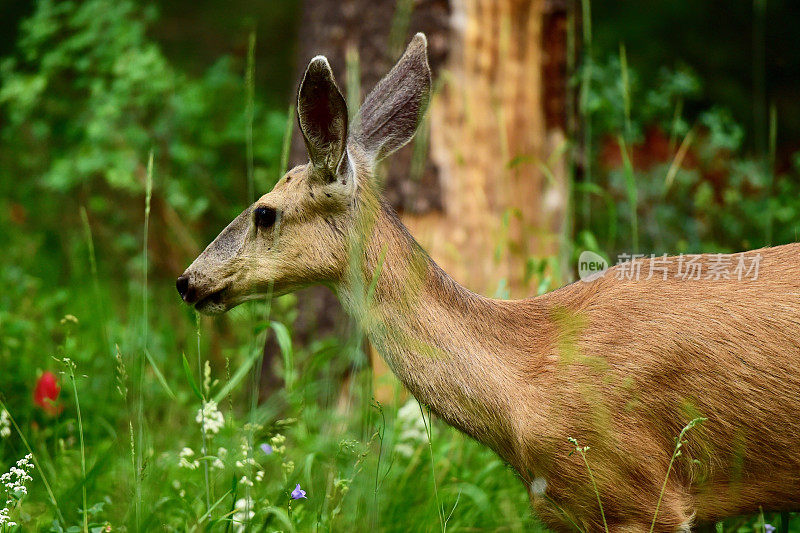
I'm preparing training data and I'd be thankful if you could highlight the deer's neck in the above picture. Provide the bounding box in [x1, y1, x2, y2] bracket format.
[337, 200, 547, 463]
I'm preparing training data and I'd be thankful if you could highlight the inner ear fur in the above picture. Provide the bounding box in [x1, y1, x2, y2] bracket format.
[354, 33, 432, 161]
[297, 56, 349, 180]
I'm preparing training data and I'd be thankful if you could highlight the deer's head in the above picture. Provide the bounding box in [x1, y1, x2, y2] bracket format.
[177, 34, 431, 314]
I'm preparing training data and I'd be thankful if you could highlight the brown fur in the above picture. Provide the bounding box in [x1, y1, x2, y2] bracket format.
[179, 34, 800, 531]
[345, 186, 800, 531]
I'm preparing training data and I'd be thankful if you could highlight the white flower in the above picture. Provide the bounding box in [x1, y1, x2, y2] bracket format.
[240, 476, 253, 487]
[269, 433, 286, 454]
[0, 453, 34, 526]
[255, 470, 264, 482]
[203, 360, 212, 394]
[530, 477, 547, 495]
[393, 443, 415, 458]
[394, 399, 430, 457]
[235, 437, 257, 468]
[178, 447, 199, 470]
[0, 506, 15, 527]
[232, 497, 255, 532]
[196, 400, 225, 435]
[0, 410, 11, 439]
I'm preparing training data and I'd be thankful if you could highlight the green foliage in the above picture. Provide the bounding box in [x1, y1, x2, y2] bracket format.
[579, 55, 800, 257]
[0, 0, 289, 265]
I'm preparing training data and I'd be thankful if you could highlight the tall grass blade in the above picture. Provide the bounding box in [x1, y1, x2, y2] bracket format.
[270, 321, 294, 392]
[246, 30, 256, 204]
[182, 352, 204, 402]
[617, 135, 638, 253]
[135, 148, 154, 530]
[752, 0, 767, 158]
[619, 43, 631, 140]
[580, 0, 594, 225]
[243, 30, 260, 529]
[144, 349, 176, 399]
[63, 361, 88, 533]
[213, 340, 270, 404]
[194, 314, 212, 512]
[388, 0, 414, 57]
[664, 127, 696, 191]
[79, 207, 111, 358]
[346, 45, 361, 126]
[419, 405, 445, 532]
[650, 418, 707, 533]
[766, 103, 777, 244]
[280, 103, 295, 177]
[568, 438, 607, 533]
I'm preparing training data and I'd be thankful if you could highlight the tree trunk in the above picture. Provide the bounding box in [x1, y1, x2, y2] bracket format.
[405, 0, 569, 298]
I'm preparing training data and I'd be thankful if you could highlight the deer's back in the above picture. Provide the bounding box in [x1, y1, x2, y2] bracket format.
[525, 242, 800, 522]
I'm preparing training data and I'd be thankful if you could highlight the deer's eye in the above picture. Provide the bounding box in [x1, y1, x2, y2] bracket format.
[254, 206, 277, 229]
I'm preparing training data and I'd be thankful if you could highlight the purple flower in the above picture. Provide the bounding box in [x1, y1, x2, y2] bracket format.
[765, 525, 775, 533]
[290, 483, 306, 500]
[260, 443, 273, 455]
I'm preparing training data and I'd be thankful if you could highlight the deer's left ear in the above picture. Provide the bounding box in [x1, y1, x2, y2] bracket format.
[297, 56, 349, 181]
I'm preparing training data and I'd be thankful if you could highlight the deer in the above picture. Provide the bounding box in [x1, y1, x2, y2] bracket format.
[177, 33, 800, 532]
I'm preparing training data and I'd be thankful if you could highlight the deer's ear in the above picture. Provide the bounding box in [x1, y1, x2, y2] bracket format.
[297, 56, 349, 180]
[355, 33, 432, 161]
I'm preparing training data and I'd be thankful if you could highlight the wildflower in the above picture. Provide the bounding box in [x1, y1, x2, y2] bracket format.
[0, 507, 13, 528]
[196, 400, 224, 435]
[290, 484, 306, 500]
[260, 443, 273, 455]
[530, 477, 547, 495]
[269, 433, 286, 454]
[394, 398, 428, 457]
[60, 314, 79, 326]
[0, 409, 10, 438]
[235, 437, 257, 468]
[232, 497, 254, 532]
[333, 478, 350, 495]
[240, 476, 254, 487]
[765, 525, 775, 533]
[178, 447, 199, 470]
[172, 479, 185, 498]
[114, 345, 128, 399]
[203, 360, 212, 394]
[255, 470, 264, 482]
[34, 371, 61, 415]
[0, 453, 34, 527]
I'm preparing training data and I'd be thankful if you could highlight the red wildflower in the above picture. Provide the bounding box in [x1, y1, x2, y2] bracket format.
[34, 371, 61, 415]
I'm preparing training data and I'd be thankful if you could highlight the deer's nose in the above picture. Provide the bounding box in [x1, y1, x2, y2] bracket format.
[176, 275, 197, 303]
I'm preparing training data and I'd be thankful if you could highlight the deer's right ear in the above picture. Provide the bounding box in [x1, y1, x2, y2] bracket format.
[355, 33, 432, 161]
[297, 56, 349, 180]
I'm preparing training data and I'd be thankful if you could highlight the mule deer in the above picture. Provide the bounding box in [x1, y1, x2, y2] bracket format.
[177, 34, 800, 531]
